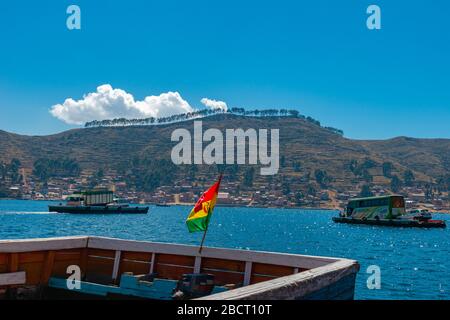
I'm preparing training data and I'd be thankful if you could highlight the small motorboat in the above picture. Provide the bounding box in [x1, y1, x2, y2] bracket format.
[404, 209, 432, 221]
[155, 203, 171, 207]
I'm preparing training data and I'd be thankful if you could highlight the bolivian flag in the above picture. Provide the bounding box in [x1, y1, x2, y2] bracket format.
[186, 175, 222, 233]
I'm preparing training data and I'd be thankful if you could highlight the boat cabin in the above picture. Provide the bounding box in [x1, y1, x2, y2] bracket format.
[64, 190, 114, 207]
[82, 190, 114, 206]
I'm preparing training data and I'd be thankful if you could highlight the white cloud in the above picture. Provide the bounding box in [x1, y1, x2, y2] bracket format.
[50, 84, 194, 125]
[200, 97, 228, 112]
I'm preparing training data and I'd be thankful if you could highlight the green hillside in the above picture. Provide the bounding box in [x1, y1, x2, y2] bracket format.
[0, 114, 449, 192]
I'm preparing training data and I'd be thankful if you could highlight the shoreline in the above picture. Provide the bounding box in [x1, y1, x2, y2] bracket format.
[1, 198, 449, 214]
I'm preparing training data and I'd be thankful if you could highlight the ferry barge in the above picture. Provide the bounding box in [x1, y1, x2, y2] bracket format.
[0, 236, 359, 300]
[48, 190, 149, 214]
[333, 195, 446, 228]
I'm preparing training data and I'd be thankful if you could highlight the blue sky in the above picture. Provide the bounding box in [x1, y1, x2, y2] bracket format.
[0, 0, 449, 139]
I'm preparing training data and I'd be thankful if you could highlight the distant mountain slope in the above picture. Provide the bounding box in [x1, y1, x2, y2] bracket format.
[360, 137, 450, 179]
[0, 114, 449, 187]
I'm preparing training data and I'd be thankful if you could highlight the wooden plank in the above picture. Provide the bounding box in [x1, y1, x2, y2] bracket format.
[201, 258, 245, 273]
[199, 269, 244, 286]
[252, 263, 296, 277]
[88, 236, 338, 269]
[198, 259, 360, 300]
[156, 254, 195, 267]
[0, 236, 88, 253]
[17, 262, 43, 285]
[88, 248, 115, 258]
[154, 264, 194, 280]
[51, 249, 86, 279]
[119, 251, 153, 278]
[0, 272, 26, 286]
[243, 262, 252, 286]
[111, 251, 121, 281]
[87, 256, 114, 277]
[119, 260, 151, 276]
[121, 251, 152, 262]
[52, 260, 80, 277]
[19, 252, 46, 264]
[40, 251, 56, 284]
[9, 253, 19, 272]
[54, 249, 82, 261]
[0, 253, 7, 265]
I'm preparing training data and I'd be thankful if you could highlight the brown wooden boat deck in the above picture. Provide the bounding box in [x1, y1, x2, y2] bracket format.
[0, 236, 359, 300]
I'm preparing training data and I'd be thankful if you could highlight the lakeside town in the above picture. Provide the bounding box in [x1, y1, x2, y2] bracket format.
[2, 166, 449, 212]
[1, 109, 448, 213]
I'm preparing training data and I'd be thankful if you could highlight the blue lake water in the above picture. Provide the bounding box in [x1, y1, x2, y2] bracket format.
[0, 200, 449, 300]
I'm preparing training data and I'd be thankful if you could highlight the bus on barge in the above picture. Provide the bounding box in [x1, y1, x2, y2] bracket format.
[333, 195, 446, 228]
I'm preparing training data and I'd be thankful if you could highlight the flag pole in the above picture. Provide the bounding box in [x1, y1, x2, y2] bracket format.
[198, 225, 209, 254]
[198, 173, 223, 254]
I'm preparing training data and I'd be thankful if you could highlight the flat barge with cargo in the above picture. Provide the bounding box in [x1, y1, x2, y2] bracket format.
[333, 195, 446, 228]
[48, 190, 149, 214]
[0, 236, 359, 300]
